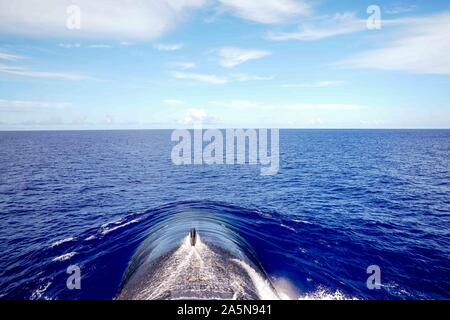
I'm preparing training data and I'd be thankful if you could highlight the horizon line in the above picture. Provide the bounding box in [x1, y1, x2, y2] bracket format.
[1, 127, 450, 132]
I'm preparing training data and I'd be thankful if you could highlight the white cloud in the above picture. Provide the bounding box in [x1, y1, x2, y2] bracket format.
[385, 4, 419, 15]
[308, 117, 324, 125]
[0, 64, 87, 80]
[267, 12, 367, 41]
[154, 43, 184, 51]
[339, 13, 450, 75]
[0, 51, 26, 61]
[172, 61, 196, 69]
[173, 71, 228, 84]
[163, 99, 185, 105]
[120, 41, 134, 46]
[287, 103, 362, 111]
[0, 99, 72, 109]
[59, 43, 81, 49]
[282, 80, 346, 88]
[210, 100, 362, 111]
[231, 73, 273, 81]
[103, 114, 114, 125]
[0, 0, 207, 40]
[184, 108, 207, 123]
[210, 100, 274, 110]
[182, 108, 217, 125]
[172, 70, 273, 84]
[88, 44, 112, 49]
[218, 47, 271, 68]
[219, 0, 310, 24]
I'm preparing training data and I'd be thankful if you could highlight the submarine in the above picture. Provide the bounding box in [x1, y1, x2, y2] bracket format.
[117, 209, 280, 300]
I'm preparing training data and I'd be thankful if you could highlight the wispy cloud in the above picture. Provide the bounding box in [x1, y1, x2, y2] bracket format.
[172, 62, 196, 70]
[172, 71, 273, 84]
[0, 99, 72, 109]
[287, 103, 362, 111]
[209, 100, 362, 111]
[219, 0, 310, 24]
[308, 117, 324, 125]
[0, 0, 207, 40]
[218, 47, 271, 68]
[59, 43, 81, 49]
[181, 108, 218, 125]
[0, 51, 26, 61]
[339, 13, 450, 75]
[88, 44, 112, 49]
[231, 73, 273, 82]
[209, 100, 274, 110]
[385, 4, 419, 15]
[163, 99, 185, 105]
[120, 41, 134, 46]
[172, 71, 228, 85]
[282, 80, 346, 88]
[154, 43, 184, 51]
[0, 64, 88, 80]
[267, 12, 366, 41]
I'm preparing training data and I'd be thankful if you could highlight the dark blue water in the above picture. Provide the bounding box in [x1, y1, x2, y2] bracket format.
[0, 130, 449, 300]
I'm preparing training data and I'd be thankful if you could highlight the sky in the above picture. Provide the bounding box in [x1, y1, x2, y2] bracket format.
[0, 0, 449, 130]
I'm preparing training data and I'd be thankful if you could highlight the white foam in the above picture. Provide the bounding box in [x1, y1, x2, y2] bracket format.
[297, 287, 358, 300]
[138, 237, 285, 300]
[101, 218, 123, 228]
[130, 236, 262, 300]
[280, 224, 297, 232]
[299, 247, 307, 254]
[101, 218, 140, 235]
[52, 252, 76, 262]
[272, 278, 359, 300]
[293, 219, 312, 225]
[381, 281, 412, 298]
[50, 237, 75, 248]
[232, 259, 280, 300]
[31, 281, 52, 300]
[141, 236, 215, 299]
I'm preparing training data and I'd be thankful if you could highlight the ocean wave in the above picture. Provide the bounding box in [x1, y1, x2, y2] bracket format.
[84, 235, 97, 241]
[297, 287, 358, 300]
[30, 281, 52, 300]
[50, 237, 75, 248]
[271, 278, 358, 300]
[292, 219, 312, 225]
[101, 218, 141, 235]
[52, 252, 77, 262]
[232, 259, 279, 300]
[280, 224, 297, 232]
[2, 198, 447, 299]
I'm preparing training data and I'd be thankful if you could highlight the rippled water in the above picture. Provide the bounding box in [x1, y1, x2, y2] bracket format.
[0, 130, 449, 299]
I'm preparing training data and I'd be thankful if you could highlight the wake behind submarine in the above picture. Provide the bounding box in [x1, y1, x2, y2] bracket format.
[117, 209, 280, 300]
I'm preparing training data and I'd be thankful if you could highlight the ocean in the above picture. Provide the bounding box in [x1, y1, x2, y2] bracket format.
[0, 129, 449, 300]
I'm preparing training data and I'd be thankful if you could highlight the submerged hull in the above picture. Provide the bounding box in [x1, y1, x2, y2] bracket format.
[117, 211, 280, 300]
[118, 236, 271, 300]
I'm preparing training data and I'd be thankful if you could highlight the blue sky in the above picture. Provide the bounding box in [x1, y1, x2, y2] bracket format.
[0, 0, 449, 129]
